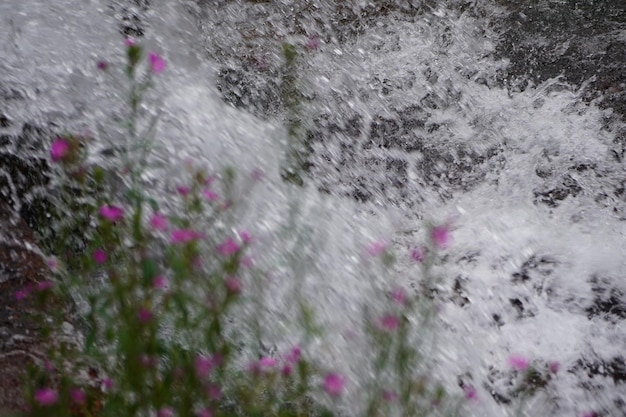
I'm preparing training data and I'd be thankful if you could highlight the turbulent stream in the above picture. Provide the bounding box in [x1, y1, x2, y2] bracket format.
[1, 1, 625, 416]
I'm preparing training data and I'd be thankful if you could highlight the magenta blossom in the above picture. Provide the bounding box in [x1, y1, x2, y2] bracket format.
[157, 407, 174, 417]
[195, 355, 216, 379]
[70, 388, 86, 405]
[37, 281, 54, 291]
[305, 36, 321, 51]
[137, 307, 153, 323]
[103, 377, 114, 391]
[124, 38, 136, 47]
[149, 52, 166, 74]
[323, 373, 345, 396]
[34, 388, 58, 406]
[202, 188, 219, 202]
[149, 213, 169, 231]
[463, 385, 478, 402]
[217, 237, 240, 256]
[15, 288, 29, 301]
[96, 60, 108, 71]
[548, 361, 560, 374]
[46, 257, 59, 271]
[207, 384, 222, 400]
[259, 357, 278, 368]
[430, 225, 450, 249]
[171, 229, 203, 244]
[197, 409, 213, 417]
[508, 354, 530, 371]
[411, 247, 425, 263]
[239, 230, 252, 244]
[50, 137, 70, 162]
[176, 185, 191, 196]
[286, 346, 301, 364]
[391, 287, 408, 305]
[366, 241, 386, 257]
[99, 205, 124, 221]
[225, 277, 242, 295]
[378, 314, 400, 331]
[152, 275, 168, 289]
[93, 249, 107, 264]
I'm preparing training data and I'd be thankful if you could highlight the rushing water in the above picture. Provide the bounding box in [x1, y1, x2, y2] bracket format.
[1, 1, 625, 416]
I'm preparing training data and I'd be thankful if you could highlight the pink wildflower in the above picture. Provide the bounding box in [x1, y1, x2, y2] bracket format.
[50, 137, 70, 162]
[34, 388, 58, 406]
[149, 52, 166, 74]
[286, 346, 301, 364]
[157, 407, 175, 417]
[366, 241, 386, 257]
[99, 205, 125, 221]
[195, 355, 215, 379]
[149, 213, 169, 231]
[202, 188, 219, 202]
[548, 361, 560, 374]
[96, 60, 108, 71]
[137, 307, 153, 323]
[225, 277, 242, 295]
[508, 354, 530, 372]
[37, 281, 54, 291]
[102, 377, 114, 391]
[282, 364, 293, 376]
[305, 36, 321, 51]
[463, 385, 478, 402]
[430, 225, 450, 249]
[250, 168, 264, 181]
[197, 409, 213, 417]
[176, 185, 191, 196]
[171, 229, 203, 244]
[152, 275, 168, 289]
[124, 38, 136, 47]
[140, 354, 155, 368]
[411, 247, 425, 263]
[93, 249, 107, 264]
[259, 357, 278, 368]
[217, 237, 240, 256]
[323, 372, 344, 397]
[239, 230, 252, 244]
[70, 388, 86, 405]
[15, 288, 29, 301]
[378, 314, 400, 331]
[391, 287, 408, 305]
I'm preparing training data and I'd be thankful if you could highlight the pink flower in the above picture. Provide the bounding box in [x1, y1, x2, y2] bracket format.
[70, 388, 86, 405]
[197, 409, 213, 417]
[15, 288, 29, 301]
[37, 281, 54, 291]
[149, 213, 169, 231]
[548, 361, 560, 374]
[176, 185, 191, 196]
[171, 229, 203, 244]
[157, 407, 175, 417]
[102, 377, 114, 391]
[391, 287, 408, 305]
[378, 314, 400, 331]
[34, 388, 58, 406]
[259, 357, 278, 368]
[382, 389, 398, 402]
[430, 225, 450, 249]
[282, 364, 293, 376]
[93, 249, 107, 264]
[286, 346, 301, 364]
[366, 241, 386, 257]
[239, 230, 252, 244]
[411, 247, 425, 263]
[323, 372, 344, 396]
[463, 385, 478, 402]
[140, 354, 155, 368]
[305, 36, 321, 51]
[202, 188, 219, 202]
[152, 275, 168, 289]
[149, 52, 166, 74]
[96, 60, 108, 71]
[195, 355, 215, 379]
[225, 277, 242, 294]
[137, 307, 153, 323]
[508, 354, 530, 372]
[99, 205, 124, 221]
[50, 138, 70, 162]
[217, 237, 240, 256]
[46, 257, 59, 271]
[124, 38, 136, 47]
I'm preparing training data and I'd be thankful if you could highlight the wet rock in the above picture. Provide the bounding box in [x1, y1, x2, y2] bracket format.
[586, 274, 626, 322]
[533, 174, 583, 208]
[216, 67, 283, 117]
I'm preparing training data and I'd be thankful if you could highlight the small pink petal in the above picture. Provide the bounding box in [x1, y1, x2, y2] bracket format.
[50, 138, 70, 162]
[430, 225, 450, 249]
[217, 237, 240, 256]
[366, 241, 386, 257]
[225, 277, 242, 294]
[149, 52, 166, 74]
[171, 229, 203, 244]
[34, 388, 58, 406]
[323, 372, 344, 396]
[99, 205, 125, 221]
[508, 354, 530, 371]
[149, 213, 169, 231]
[410, 247, 425, 262]
[391, 287, 408, 305]
[70, 388, 86, 405]
[157, 407, 175, 417]
[93, 249, 107, 264]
